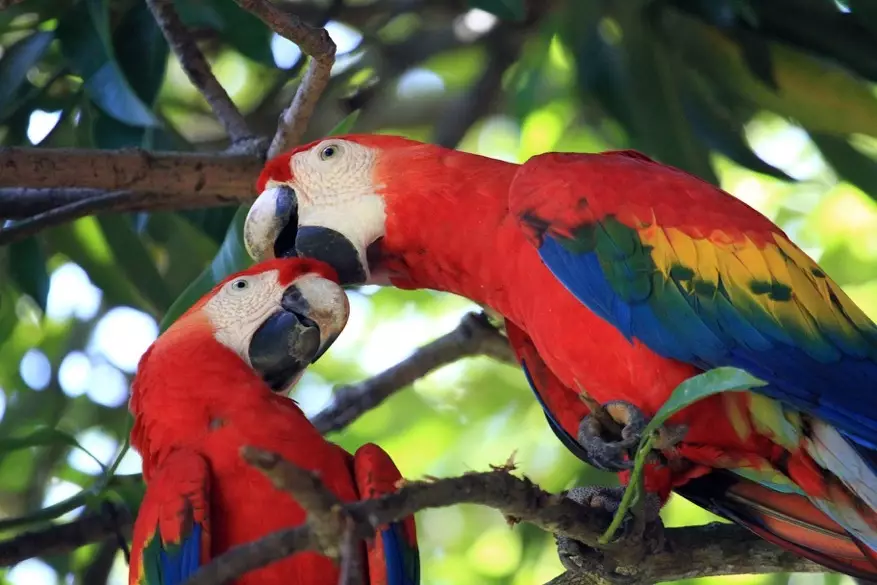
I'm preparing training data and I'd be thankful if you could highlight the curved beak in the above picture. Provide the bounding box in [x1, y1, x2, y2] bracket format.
[248, 276, 350, 392]
[244, 185, 373, 286]
[244, 185, 298, 262]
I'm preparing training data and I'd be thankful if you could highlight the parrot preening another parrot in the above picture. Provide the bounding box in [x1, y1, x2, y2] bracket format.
[241, 134, 877, 578]
[127, 256, 419, 585]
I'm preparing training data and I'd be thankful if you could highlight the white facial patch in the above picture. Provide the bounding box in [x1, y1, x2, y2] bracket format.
[204, 269, 350, 369]
[289, 139, 388, 278]
[205, 270, 285, 363]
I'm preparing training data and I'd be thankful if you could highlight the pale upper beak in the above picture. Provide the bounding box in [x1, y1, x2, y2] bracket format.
[244, 185, 370, 285]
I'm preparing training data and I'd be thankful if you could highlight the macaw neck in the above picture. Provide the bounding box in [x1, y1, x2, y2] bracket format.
[375, 153, 525, 316]
[129, 333, 301, 479]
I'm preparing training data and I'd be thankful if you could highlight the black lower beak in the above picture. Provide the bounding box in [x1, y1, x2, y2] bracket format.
[274, 222, 367, 286]
[248, 291, 322, 392]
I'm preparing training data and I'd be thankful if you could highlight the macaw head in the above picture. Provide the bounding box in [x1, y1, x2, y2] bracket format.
[149, 257, 349, 393]
[242, 133, 445, 286]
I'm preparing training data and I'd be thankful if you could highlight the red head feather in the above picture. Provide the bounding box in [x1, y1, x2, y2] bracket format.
[255, 134, 433, 192]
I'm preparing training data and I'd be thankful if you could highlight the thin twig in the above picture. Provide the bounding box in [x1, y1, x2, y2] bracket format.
[312, 312, 516, 435]
[0, 190, 141, 246]
[0, 187, 107, 219]
[230, 0, 337, 157]
[145, 0, 253, 144]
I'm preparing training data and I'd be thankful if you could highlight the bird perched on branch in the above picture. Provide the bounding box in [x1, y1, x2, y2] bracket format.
[127, 256, 419, 585]
[242, 135, 877, 579]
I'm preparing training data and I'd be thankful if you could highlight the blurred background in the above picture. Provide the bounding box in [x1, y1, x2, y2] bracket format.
[1, 0, 876, 583]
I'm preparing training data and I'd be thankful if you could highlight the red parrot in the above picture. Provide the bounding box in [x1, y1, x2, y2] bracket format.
[242, 135, 877, 578]
[127, 256, 419, 585]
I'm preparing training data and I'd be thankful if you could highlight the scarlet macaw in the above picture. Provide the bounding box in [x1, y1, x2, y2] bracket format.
[128, 256, 420, 585]
[241, 135, 877, 578]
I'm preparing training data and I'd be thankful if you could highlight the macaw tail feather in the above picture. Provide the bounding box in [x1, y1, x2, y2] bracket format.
[678, 472, 877, 580]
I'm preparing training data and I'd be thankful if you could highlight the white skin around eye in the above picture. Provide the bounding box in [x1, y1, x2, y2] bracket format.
[244, 140, 389, 268]
[205, 270, 285, 363]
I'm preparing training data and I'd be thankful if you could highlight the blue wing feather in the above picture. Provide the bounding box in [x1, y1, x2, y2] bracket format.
[381, 522, 419, 585]
[131, 450, 210, 585]
[540, 235, 877, 451]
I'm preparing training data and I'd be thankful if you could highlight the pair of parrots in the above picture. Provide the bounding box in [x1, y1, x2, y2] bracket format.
[130, 134, 877, 583]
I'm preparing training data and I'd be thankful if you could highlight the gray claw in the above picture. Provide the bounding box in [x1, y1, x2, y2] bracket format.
[576, 400, 648, 472]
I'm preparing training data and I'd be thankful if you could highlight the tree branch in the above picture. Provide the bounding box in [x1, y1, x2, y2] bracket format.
[242, 446, 350, 559]
[0, 190, 140, 246]
[231, 0, 337, 157]
[145, 0, 254, 145]
[181, 450, 821, 585]
[0, 502, 131, 567]
[0, 147, 261, 208]
[312, 311, 516, 435]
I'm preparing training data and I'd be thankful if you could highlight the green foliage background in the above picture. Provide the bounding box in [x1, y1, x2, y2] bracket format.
[1, 0, 877, 583]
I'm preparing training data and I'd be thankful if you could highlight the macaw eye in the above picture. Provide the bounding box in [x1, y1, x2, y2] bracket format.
[320, 145, 338, 161]
[230, 279, 249, 292]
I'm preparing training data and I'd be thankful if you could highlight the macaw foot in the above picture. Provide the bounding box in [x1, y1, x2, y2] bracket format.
[556, 486, 665, 584]
[576, 400, 688, 472]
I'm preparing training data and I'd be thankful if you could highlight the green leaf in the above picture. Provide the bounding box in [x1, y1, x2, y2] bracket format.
[42, 217, 146, 310]
[643, 367, 766, 437]
[159, 205, 253, 331]
[177, 207, 238, 244]
[173, 0, 225, 30]
[0, 282, 19, 352]
[617, 4, 719, 184]
[810, 132, 877, 203]
[328, 109, 362, 136]
[682, 81, 792, 181]
[57, 0, 158, 127]
[0, 426, 106, 473]
[466, 0, 526, 22]
[8, 237, 50, 312]
[82, 2, 172, 149]
[114, 2, 169, 106]
[0, 30, 55, 116]
[97, 216, 175, 313]
[850, 0, 877, 38]
[600, 366, 766, 543]
[208, 0, 275, 65]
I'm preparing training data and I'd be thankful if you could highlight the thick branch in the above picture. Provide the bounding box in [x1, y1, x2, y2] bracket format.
[0, 503, 132, 567]
[232, 0, 336, 157]
[183, 453, 821, 585]
[0, 148, 261, 205]
[312, 312, 516, 435]
[146, 0, 253, 144]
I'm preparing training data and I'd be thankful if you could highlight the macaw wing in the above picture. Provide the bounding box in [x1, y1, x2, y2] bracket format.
[129, 449, 211, 585]
[352, 443, 420, 585]
[509, 150, 877, 451]
[505, 320, 593, 465]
